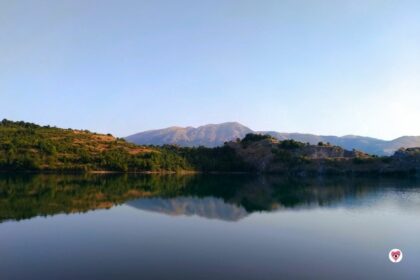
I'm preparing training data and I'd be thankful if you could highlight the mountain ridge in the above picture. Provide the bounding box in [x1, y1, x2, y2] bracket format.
[125, 122, 253, 148]
[126, 122, 420, 156]
[2, 119, 420, 175]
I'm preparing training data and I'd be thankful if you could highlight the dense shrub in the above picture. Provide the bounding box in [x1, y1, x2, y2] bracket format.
[241, 133, 273, 143]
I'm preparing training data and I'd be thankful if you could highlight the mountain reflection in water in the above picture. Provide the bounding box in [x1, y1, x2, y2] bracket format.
[127, 197, 248, 221]
[0, 174, 419, 223]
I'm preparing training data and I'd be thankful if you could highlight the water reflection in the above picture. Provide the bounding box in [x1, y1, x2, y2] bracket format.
[1, 174, 419, 223]
[127, 197, 248, 221]
[1, 174, 420, 279]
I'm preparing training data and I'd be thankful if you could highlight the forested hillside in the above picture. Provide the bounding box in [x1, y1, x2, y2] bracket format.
[0, 119, 249, 172]
[0, 119, 192, 172]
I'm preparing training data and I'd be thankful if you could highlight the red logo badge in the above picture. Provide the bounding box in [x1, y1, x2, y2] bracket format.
[389, 249, 403, 263]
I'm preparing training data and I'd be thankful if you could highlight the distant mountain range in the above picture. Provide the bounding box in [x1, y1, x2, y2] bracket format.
[125, 122, 420, 156]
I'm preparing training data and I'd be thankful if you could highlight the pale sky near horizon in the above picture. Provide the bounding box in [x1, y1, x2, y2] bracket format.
[1, 0, 419, 140]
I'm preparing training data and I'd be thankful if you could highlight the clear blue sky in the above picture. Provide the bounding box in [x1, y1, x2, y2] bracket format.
[1, 0, 419, 139]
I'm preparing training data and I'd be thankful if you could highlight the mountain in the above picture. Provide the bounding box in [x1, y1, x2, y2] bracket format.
[126, 123, 420, 156]
[126, 122, 253, 147]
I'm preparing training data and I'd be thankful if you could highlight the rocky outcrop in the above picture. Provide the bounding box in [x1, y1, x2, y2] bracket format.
[388, 148, 420, 173]
[393, 148, 420, 159]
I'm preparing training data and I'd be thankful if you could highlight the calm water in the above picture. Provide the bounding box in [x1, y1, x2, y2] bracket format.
[0, 174, 419, 279]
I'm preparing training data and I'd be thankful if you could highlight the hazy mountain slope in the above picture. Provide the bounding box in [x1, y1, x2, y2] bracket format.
[385, 136, 420, 155]
[126, 122, 253, 147]
[264, 133, 420, 156]
[263, 132, 387, 155]
[126, 123, 420, 156]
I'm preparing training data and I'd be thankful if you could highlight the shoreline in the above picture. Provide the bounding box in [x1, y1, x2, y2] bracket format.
[0, 169, 418, 178]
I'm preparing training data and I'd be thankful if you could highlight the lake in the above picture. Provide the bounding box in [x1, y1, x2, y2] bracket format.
[0, 174, 419, 279]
